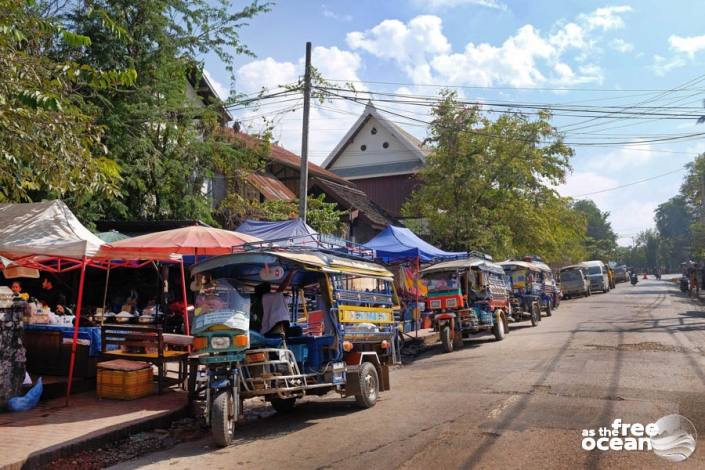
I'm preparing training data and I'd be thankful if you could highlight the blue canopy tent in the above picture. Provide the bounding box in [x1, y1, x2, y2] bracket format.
[364, 226, 465, 337]
[236, 219, 316, 244]
[363, 225, 465, 263]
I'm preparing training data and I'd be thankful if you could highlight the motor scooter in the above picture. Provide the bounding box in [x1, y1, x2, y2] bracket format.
[630, 273, 638, 286]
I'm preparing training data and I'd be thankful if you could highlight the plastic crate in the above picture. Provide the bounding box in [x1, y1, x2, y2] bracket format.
[97, 360, 154, 400]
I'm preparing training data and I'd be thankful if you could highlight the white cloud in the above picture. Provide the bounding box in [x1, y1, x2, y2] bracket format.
[652, 33, 705, 74]
[652, 53, 686, 76]
[411, 0, 508, 11]
[233, 47, 365, 162]
[236, 57, 298, 95]
[557, 171, 618, 208]
[584, 145, 654, 172]
[347, 16, 451, 83]
[348, 6, 629, 89]
[322, 4, 352, 22]
[669, 34, 705, 58]
[578, 5, 632, 31]
[610, 38, 634, 53]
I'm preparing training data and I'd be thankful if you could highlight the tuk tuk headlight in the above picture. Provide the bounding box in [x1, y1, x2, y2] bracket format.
[210, 336, 231, 349]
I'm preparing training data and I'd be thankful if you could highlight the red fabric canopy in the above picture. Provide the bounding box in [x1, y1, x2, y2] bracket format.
[98, 225, 260, 259]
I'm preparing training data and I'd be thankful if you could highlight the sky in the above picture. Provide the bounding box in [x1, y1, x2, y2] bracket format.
[201, 0, 705, 246]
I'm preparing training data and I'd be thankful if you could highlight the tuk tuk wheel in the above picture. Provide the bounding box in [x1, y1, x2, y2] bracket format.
[270, 397, 296, 413]
[545, 302, 552, 317]
[530, 304, 540, 327]
[211, 390, 235, 447]
[493, 313, 506, 341]
[440, 325, 453, 353]
[355, 362, 379, 408]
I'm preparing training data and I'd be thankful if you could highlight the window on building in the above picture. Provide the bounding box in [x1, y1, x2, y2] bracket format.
[371, 127, 377, 135]
[360, 145, 367, 151]
[382, 142, 389, 149]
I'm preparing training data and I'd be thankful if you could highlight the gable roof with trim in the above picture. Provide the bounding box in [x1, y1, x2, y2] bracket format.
[322, 102, 429, 175]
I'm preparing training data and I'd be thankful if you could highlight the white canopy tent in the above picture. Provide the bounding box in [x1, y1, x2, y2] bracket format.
[0, 200, 104, 260]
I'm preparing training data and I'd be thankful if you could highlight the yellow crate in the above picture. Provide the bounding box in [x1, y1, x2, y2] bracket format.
[97, 364, 154, 400]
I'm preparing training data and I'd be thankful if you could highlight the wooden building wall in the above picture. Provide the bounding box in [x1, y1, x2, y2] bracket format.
[353, 174, 420, 218]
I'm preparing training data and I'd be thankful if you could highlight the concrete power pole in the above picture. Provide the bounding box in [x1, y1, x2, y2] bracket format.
[298, 42, 312, 222]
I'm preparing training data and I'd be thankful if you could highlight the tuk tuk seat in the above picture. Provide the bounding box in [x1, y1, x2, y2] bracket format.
[286, 334, 336, 372]
[249, 330, 283, 348]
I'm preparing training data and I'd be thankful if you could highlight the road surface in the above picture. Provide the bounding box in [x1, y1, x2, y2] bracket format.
[115, 278, 705, 469]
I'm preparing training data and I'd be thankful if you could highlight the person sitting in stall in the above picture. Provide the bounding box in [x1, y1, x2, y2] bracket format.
[10, 281, 25, 298]
[259, 270, 295, 337]
[37, 276, 67, 314]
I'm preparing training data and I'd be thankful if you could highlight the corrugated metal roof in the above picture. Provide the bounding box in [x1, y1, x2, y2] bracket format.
[422, 257, 504, 275]
[247, 173, 296, 201]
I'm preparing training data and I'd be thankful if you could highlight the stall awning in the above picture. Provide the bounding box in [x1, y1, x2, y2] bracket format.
[0, 201, 104, 260]
[236, 219, 316, 242]
[363, 225, 465, 263]
[98, 225, 260, 259]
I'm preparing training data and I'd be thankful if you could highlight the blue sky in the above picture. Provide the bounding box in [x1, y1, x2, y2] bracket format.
[203, 0, 705, 246]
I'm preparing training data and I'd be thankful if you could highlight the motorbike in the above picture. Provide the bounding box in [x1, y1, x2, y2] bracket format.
[680, 276, 689, 292]
[630, 273, 638, 286]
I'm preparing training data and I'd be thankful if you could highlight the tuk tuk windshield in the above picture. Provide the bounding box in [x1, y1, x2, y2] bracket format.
[424, 272, 461, 293]
[193, 278, 251, 334]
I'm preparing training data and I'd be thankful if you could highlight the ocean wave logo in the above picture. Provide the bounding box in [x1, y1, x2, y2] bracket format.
[650, 414, 697, 462]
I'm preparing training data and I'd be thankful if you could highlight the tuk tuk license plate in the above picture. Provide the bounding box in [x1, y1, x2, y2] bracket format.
[339, 308, 393, 323]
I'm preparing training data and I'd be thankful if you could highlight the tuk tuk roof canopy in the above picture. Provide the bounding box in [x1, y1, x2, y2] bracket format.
[500, 260, 545, 271]
[98, 225, 260, 259]
[363, 225, 465, 263]
[192, 250, 394, 280]
[0, 200, 105, 260]
[422, 257, 505, 275]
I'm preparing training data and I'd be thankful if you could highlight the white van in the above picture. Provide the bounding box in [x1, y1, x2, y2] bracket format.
[581, 260, 610, 293]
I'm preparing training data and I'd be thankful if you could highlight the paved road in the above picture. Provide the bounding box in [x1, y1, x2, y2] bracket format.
[116, 279, 705, 469]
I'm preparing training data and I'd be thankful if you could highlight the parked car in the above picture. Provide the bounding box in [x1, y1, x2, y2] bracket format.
[581, 260, 610, 293]
[559, 265, 591, 298]
[613, 265, 629, 283]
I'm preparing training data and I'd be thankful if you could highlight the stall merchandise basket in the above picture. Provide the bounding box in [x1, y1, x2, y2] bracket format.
[97, 359, 153, 400]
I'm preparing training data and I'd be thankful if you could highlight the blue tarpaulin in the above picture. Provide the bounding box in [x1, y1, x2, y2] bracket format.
[364, 225, 465, 263]
[236, 219, 316, 243]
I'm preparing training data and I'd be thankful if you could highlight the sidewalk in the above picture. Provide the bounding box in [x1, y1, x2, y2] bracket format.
[0, 390, 187, 470]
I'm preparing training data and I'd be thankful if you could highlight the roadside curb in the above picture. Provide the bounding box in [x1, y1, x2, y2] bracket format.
[4, 402, 189, 470]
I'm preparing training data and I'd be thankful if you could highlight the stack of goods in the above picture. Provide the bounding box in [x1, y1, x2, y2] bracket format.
[97, 359, 153, 400]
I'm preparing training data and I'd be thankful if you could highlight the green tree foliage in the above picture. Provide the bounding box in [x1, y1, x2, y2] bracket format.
[571, 199, 617, 260]
[53, 0, 269, 222]
[217, 193, 346, 235]
[0, 0, 134, 216]
[403, 91, 584, 263]
[655, 195, 692, 270]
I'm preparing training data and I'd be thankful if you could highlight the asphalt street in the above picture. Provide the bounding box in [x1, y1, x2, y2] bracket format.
[115, 278, 705, 470]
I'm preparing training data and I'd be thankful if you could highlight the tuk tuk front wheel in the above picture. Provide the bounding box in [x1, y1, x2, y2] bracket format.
[545, 301, 552, 317]
[493, 314, 506, 341]
[530, 304, 540, 327]
[270, 397, 296, 413]
[211, 390, 235, 447]
[440, 325, 453, 353]
[355, 362, 379, 408]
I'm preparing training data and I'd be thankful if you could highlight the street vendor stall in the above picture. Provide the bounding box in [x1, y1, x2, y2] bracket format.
[363, 226, 465, 334]
[0, 201, 107, 403]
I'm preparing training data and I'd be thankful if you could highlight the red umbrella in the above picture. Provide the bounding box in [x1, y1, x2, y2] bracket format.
[99, 225, 260, 259]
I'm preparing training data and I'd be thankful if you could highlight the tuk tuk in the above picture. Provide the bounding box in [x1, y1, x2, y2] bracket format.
[422, 257, 511, 353]
[189, 240, 398, 446]
[500, 260, 545, 326]
[525, 257, 558, 312]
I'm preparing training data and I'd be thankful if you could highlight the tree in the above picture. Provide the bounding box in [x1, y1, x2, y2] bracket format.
[51, 0, 270, 223]
[571, 199, 617, 260]
[403, 91, 582, 263]
[0, 0, 134, 219]
[655, 195, 693, 270]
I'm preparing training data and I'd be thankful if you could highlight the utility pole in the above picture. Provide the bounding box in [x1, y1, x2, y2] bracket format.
[298, 42, 312, 222]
